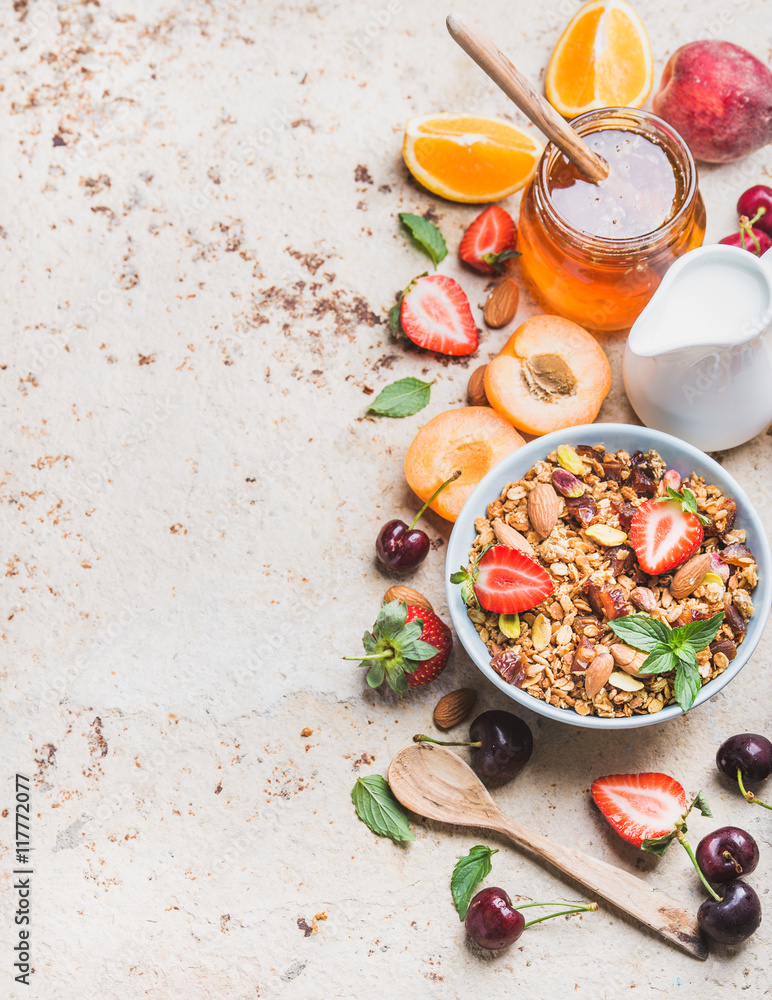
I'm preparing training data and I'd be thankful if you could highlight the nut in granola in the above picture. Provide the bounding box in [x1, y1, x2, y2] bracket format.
[669, 553, 713, 600]
[527, 483, 560, 539]
[492, 518, 534, 555]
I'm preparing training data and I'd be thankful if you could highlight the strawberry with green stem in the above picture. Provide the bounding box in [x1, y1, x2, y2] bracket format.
[591, 772, 716, 891]
[343, 599, 452, 693]
[451, 545, 554, 614]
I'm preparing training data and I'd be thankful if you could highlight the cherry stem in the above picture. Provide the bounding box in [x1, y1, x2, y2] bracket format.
[408, 470, 461, 531]
[412, 734, 481, 748]
[737, 768, 772, 810]
[749, 206, 766, 225]
[522, 902, 598, 929]
[676, 830, 721, 901]
[738, 215, 761, 254]
[722, 850, 743, 875]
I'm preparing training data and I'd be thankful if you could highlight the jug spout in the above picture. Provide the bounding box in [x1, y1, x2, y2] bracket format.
[627, 244, 772, 360]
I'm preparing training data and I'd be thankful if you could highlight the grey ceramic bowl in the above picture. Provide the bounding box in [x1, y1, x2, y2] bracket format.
[445, 423, 771, 730]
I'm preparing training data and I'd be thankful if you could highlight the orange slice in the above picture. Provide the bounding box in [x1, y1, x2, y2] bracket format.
[545, 0, 653, 118]
[403, 113, 544, 204]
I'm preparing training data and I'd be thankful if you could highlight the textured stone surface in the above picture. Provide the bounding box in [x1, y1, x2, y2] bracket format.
[1, 1, 771, 997]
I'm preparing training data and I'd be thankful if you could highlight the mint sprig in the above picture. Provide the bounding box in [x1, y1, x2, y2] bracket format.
[451, 845, 498, 919]
[351, 774, 415, 843]
[608, 612, 724, 712]
[343, 600, 438, 695]
[367, 377, 433, 418]
[399, 213, 448, 268]
[654, 486, 711, 527]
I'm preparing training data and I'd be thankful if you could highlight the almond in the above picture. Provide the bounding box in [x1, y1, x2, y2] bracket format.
[609, 671, 645, 692]
[467, 365, 489, 406]
[669, 553, 713, 600]
[483, 278, 519, 328]
[609, 643, 647, 676]
[492, 518, 534, 556]
[527, 483, 560, 539]
[584, 651, 614, 699]
[383, 586, 434, 613]
[433, 688, 478, 731]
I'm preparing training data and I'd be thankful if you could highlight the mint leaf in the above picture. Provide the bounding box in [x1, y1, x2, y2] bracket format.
[637, 642, 677, 676]
[374, 600, 408, 640]
[451, 845, 498, 919]
[678, 612, 725, 652]
[351, 775, 415, 843]
[674, 645, 698, 670]
[689, 790, 712, 818]
[368, 377, 433, 418]
[641, 831, 677, 856]
[674, 659, 702, 712]
[654, 487, 709, 524]
[399, 213, 448, 267]
[608, 614, 670, 651]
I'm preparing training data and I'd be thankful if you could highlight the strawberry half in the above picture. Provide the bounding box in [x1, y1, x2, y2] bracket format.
[400, 274, 479, 356]
[344, 599, 452, 694]
[459, 206, 519, 274]
[452, 545, 553, 614]
[591, 772, 688, 849]
[630, 487, 708, 575]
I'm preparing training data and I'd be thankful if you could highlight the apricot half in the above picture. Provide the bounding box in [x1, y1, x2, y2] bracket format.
[484, 315, 611, 434]
[404, 407, 525, 522]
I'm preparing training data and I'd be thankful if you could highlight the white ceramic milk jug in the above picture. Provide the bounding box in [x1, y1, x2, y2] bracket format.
[623, 243, 772, 451]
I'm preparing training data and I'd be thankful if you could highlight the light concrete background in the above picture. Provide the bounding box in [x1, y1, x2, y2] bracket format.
[0, 0, 771, 997]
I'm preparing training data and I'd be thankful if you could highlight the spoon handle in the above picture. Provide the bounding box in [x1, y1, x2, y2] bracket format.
[446, 14, 608, 183]
[494, 816, 707, 959]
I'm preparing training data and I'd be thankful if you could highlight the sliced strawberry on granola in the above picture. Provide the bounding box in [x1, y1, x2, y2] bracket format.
[452, 545, 553, 614]
[630, 487, 709, 575]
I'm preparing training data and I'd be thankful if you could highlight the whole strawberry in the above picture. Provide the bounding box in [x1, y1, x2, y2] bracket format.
[344, 599, 452, 693]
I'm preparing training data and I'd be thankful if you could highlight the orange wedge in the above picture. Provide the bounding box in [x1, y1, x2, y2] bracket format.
[403, 113, 544, 204]
[546, 0, 653, 118]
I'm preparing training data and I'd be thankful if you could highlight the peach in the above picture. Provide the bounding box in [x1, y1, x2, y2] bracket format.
[484, 315, 611, 435]
[652, 41, 772, 163]
[404, 407, 525, 522]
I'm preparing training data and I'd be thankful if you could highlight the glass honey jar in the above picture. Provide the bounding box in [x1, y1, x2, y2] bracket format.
[518, 108, 706, 331]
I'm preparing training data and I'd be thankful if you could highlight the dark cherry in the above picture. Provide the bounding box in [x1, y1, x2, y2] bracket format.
[465, 887, 525, 949]
[696, 827, 760, 884]
[414, 709, 533, 783]
[737, 184, 772, 237]
[375, 470, 460, 573]
[697, 880, 762, 945]
[375, 518, 430, 571]
[469, 710, 533, 783]
[719, 227, 772, 255]
[717, 733, 772, 784]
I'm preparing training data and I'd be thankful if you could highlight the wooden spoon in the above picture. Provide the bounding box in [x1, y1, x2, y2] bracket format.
[388, 743, 707, 959]
[446, 13, 609, 183]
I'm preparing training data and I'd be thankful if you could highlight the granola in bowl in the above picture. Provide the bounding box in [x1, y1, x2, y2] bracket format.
[457, 443, 758, 720]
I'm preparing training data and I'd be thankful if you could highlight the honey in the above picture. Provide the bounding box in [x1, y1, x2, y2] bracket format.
[518, 109, 706, 331]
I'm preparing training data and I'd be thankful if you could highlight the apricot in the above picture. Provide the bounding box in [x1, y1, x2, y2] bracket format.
[484, 315, 611, 435]
[652, 41, 772, 163]
[404, 407, 525, 522]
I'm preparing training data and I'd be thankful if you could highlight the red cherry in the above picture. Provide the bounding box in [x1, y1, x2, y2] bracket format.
[737, 185, 772, 237]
